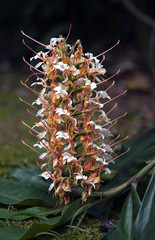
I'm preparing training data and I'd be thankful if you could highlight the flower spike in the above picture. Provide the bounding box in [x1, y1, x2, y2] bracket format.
[21, 31, 128, 204]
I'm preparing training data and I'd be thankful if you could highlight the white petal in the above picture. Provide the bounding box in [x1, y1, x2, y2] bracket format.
[74, 173, 87, 180]
[105, 168, 111, 174]
[64, 143, 71, 151]
[68, 99, 72, 107]
[32, 97, 43, 105]
[62, 152, 77, 162]
[48, 183, 54, 191]
[88, 182, 95, 189]
[94, 124, 102, 130]
[90, 82, 97, 90]
[96, 157, 108, 165]
[31, 81, 43, 87]
[33, 143, 43, 149]
[55, 108, 70, 116]
[36, 108, 45, 117]
[96, 90, 111, 99]
[62, 77, 69, 83]
[54, 62, 69, 71]
[55, 131, 69, 139]
[40, 163, 48, 170]
[35, 62, 43, 69]
[40, 88, 46, 96]
[39, 152, 47, 160]
[50, 37, 63, 46]
[53, 84, 68, 99]
[102, 128, 113, 137]
[40, 171, 51, 179]
[37, 131, 47, 139]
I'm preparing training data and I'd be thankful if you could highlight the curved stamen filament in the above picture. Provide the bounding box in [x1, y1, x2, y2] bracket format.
[27, 109, 50, 131]
[19, 97, 39, 111]
[105, 136, 129, 150]
[22, 140, 41, 155]
[21, 30, 47, 47]
[104, 90, 127, 105]
[108, 134, 120, 146]
[23, 57, 46, 74]
[106, 103, 117, 115]
[107, 147, 130, 164]
[36, 160, 56, 181]
[25, 72, 45, 83]
[21, 81, 49, 108]
[101, 112, 127, 127]
[63, 24, 72, 45]
[105, 81, 115, 92]
[108, 120, 117, 130]
[96, 40, 120, 58]
[22, 120, 39, 134]
[97, 70, 120, 86]
[22, 39, 47, 62]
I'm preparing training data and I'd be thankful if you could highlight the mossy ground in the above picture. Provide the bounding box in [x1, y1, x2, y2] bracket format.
[0, 71, 153, 239]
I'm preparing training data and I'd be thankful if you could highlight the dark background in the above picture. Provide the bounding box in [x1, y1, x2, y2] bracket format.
[1, 0, 155, 72]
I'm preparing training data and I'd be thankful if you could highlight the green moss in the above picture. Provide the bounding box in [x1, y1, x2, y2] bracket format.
[0, 89, 37, 178]
[10, 219, 39, 229]
[50, 217, 106, 240]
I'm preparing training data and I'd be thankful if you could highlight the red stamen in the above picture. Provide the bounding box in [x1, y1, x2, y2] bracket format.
[105, 136, 129, 150]
[19, 97, 39, 111]
[21, 81, 49, 108]
[63, 24, 72, 45]
[108, 134, 120, 146]
[29, 130, 52, 152]
[104, 90, 127, 105]
[96, 70, 120, 86]
[106, 103, 117, 115]
[101, 112, 127, 127]
[26, 109, 50, 130]
[22, 120, 39, 134]
[100, 55, 105, 64]
[21, 30, 47, 47]
[22, 39, 46, 62]
[25, 72, 45, 83]
[96, 40, 120, 58]
[36, 160, 55, 181]
[23, 57, 46, 74]
[107, 120, 117, 130]
[107, 147, 130, 164]
[105, 81, 115, 92]
[22, 140, 41, 155]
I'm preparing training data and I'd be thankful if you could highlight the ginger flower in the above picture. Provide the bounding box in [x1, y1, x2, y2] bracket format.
[21, 30, 128, 205]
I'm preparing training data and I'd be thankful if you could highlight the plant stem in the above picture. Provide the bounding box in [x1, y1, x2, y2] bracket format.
[90, 159, 155, 199]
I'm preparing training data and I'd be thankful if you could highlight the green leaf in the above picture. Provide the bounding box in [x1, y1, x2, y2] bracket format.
[35, 230, 63, 239]
[11, 168, 49, 191]
[17, 200, 83, 240]
[0, 200, 84, 240]
[87, 199, 113, 219]
[0, 227, 25, 240]
[0, 206, 64, 220]
[112, 127, 155, 170]
[105, 128, 155, 188]
[133, 171, 155, 240]
[101, 184, 141, 240]
[130, 184, 141, 221]
[0, 177, 56, 207]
